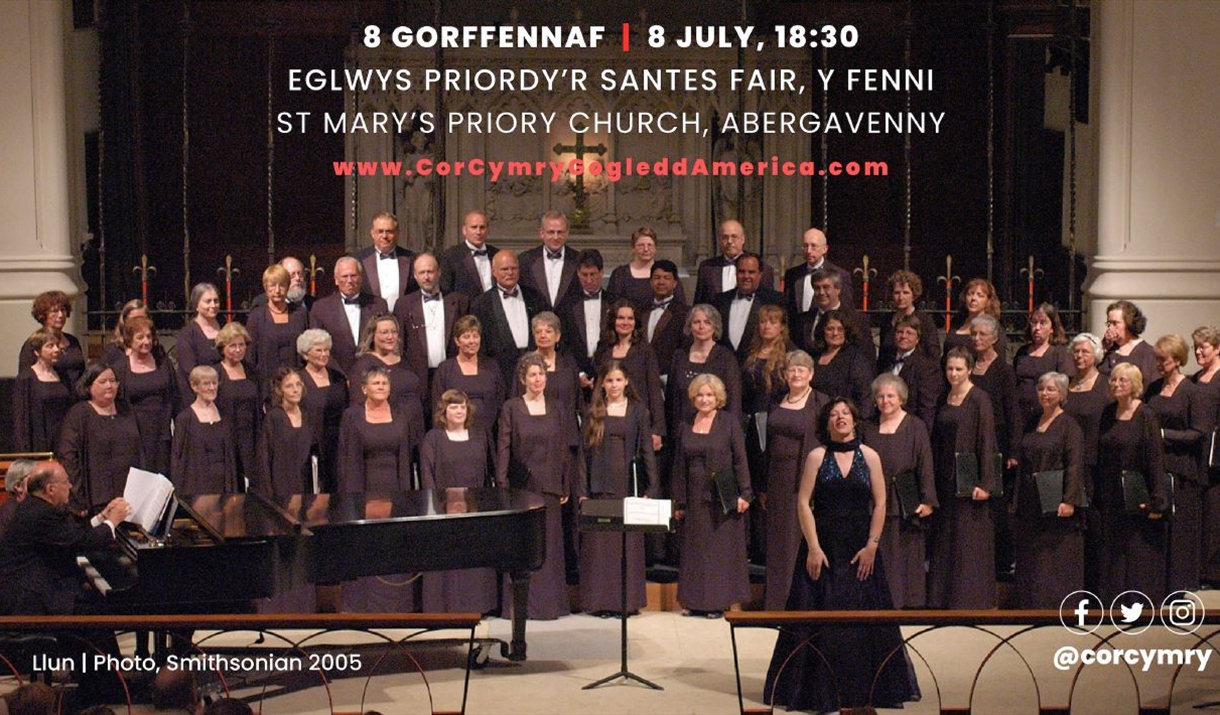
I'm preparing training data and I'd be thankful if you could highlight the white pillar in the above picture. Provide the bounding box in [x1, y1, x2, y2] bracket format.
[1087, 0, 1220, 356]
[0, 0, 81, 377]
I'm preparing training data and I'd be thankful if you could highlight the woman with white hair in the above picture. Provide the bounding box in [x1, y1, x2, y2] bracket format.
[1012, 372, 1086, 608]
[298, 328, 348, 492]
[1065, 332, 1113, 591]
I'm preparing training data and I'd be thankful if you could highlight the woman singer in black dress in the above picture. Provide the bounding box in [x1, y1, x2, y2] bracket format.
[420, 389, 497, 614]
[298, 328, 348, 492]
[247, 264, 309, 399]
[431, 315, 505, 438]
[577, 361, 657, 617]
[928, 347, 999, 609]
[254, 367, 315, 497]
[592, 300, 666, 452]
[811, 311, 874, 418]
[17, 290, 85, 387]
[877, 269, 941, 366]
[337, 364, 420, 612]
[1191, 325, 1220, 587]
[606, 225, 688, 311]
[1013, 303, 1074, 421]
[497, 352, 577, 620]
[765, 398, 918, 712]
[13, 328, 72, 453]
[348, 314, 426, 429]
[862, 372, 937, 609]
[114, 315, 177, 476]
[666, 304, 743, 435]
[672, 373, 753, 618]
[1099, 299, 1158, 386]
[58, 364, 144, 512]
[172, 365, 238, 494]
[1146, 334, 1210, 593]
[1065, 333, 1112, 592]
[760, 349, 827, 610]
[1096, 362, 1169, 604]
[215, 322, 260, 488]
[175, 283, 223, 404]
[1012, 372, 1086, 608]
[942, 278, 1007, 358]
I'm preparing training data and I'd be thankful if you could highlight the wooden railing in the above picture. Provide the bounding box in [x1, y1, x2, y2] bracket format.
[727, 609, 1220, 715]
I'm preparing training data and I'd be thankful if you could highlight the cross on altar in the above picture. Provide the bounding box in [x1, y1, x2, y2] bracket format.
[553, 123, 607, 230]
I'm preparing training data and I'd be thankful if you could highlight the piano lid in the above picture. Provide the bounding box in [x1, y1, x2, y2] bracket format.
[269, 487, 545, 528]
[174, 493, 304, 542]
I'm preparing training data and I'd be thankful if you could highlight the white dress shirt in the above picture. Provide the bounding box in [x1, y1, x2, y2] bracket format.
[891, 347, 915, 376]
[800, 259, 826, 313]
[375, 252, 401, 312]
[498, 286, 530, 348]
[544, 248, 565, 306]
[647, 298, 671, 342]
[467, 240, 493, 291]
[728, 292, 754, 349]
[582, 294, 602, 359]
[421, 292, 447, 368]
[341, 294, 362, 344]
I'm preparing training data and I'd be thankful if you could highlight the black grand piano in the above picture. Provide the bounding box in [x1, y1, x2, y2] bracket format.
[87, 487, 546, 660]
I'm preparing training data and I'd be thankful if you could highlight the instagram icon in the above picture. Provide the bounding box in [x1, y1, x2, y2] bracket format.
[1161, 591, 1205, 635]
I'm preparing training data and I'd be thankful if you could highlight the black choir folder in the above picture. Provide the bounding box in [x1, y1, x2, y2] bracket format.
[1034, 469, 1065, 516]
[953, 452, 1004, 498]
[1121, 469, 1176, 515]
[891, 470, 922, 519]
[713, 468, 739, 515]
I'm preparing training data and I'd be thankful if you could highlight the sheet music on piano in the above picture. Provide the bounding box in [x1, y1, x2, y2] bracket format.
[123, 467, 176, 538]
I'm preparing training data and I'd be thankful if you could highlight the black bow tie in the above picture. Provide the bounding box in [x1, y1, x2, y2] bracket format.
[422, 292, 442, 303]
[806, 263, 820, 275]
[736, 292, 755, 301]
[500, 287, 520, 299]
[583, 291, 601, 301]
[471, 248, 488, 257]
[652, 298, 672, 310]
[342, 296, 361, 306]
[546, 249, 563, 261]
[378, 251, 395, 261]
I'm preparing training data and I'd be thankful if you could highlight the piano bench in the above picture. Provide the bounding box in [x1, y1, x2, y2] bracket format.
[0, 632, 59, 684]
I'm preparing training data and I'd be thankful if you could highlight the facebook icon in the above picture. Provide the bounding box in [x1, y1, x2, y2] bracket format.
[1060, 590, 1103, 635]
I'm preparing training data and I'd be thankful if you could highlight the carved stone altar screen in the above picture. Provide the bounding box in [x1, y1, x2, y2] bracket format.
[343, 39, 813, 270]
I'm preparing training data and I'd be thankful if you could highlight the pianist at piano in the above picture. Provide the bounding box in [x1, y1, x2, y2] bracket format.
[0, 461, 129, 616]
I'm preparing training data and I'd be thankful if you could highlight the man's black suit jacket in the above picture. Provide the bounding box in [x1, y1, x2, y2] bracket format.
[309, 292, 389, 377]
[712, 286, 785, 363]
[354, 245, 417, 304]
[556, 289, 617, 378]
[470, 283, 546, 387]
[518, 245, 580, 310]
[693, 255, 776, 306]
[782, 258, 854, 325]
[394, 291, 470, 387]
[439, 242, 500, 300]
[0, 497, 115, 615]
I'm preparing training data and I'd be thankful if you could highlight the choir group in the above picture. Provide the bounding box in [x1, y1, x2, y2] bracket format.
[11, 209, 1220, 629]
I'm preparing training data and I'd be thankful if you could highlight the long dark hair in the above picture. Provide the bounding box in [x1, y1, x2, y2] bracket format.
[584, 361, 641, 448]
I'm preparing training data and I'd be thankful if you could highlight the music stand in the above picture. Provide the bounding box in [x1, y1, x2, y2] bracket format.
[579, 498, 673, 690]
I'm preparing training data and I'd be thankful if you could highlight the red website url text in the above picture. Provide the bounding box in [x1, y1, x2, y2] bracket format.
[332, 157, 889, 182]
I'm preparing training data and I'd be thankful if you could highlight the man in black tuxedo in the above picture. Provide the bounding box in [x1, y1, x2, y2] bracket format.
[309, 256, 388, 377]
[558, 249, 616, 385]
[0, 462, 129, 616]
[249, 256, 317, 312]
[354, 211, 416, 312]
[799, 269, 875, 361]
[782, 227, 853, 326]
[712, 253, 784, 363]
[470, 250, 545, 388]
[439, 209, 499, 300]
[876, 313, 943, 430]
[644, 259, 689, 380]
[395, 252, 469, 391]
[519, 210, 580, 310]
[693, 219, 776, 305]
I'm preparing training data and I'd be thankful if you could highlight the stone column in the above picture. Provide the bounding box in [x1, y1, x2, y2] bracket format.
[0, 0, 81, 377]
[1087, 0, 1220, 352]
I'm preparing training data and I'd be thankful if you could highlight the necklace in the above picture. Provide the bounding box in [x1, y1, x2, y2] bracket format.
[784, 387, 812, 405]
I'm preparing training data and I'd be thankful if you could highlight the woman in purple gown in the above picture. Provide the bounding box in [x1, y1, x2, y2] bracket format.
[255, 367, 314, 498]
[765, 398, 918, 712]
[114, 316, 177, 476]
[761, 350, 827, 610]
[672, 374, 753, 618]
[17, 290, 85, 387]
[420, 390, 497, 614]
[1146, 334, 1210, 593]
[862, 372, 937, 609]
[1013, 303, 1074, 420]
[1191, 325, 1220, 587]
[497, 352, 577, 619]
[214, 322, 260, 488]
[171, 365, 238, 494]
[431, 315, 505, 438]
[58, 364, 143, 512]
[13, 328, 72, 454]
[298, 328, 348, 493]
[577, 362, 657, 616]
[247, 265, 309, 399]
[337, 364, 420, 612]
[176, 283, 223, 405]
[1013, 372, 1086, 608]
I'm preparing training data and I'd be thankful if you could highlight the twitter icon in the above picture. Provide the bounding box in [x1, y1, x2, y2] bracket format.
[1111, 591, 1154, 635]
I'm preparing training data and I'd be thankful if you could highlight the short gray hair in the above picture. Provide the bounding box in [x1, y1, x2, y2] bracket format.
[5, 459, 36, 494]
[970, 314, 1000, 338]
[297, 328, 334, 356]
[685, 304, 724, 341]
[871, 372, 909, 404]
[1038, 371, 1070, 405]
[1070, 332, 1104, 363]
